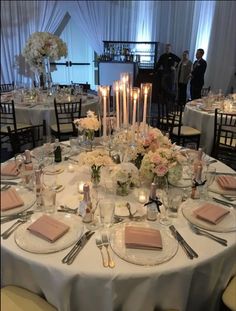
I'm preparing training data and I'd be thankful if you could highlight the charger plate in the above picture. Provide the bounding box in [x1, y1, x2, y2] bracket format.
[182, 199, 236, 232]
[109, 222, 178, 266]
[1, 186, 36, 217]
[15, 213, 84, 254]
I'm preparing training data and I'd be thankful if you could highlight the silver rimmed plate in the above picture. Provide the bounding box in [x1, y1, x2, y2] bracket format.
[15, 213, 84, 254]
[1, 186, 36, 217]
[109, 222, 178, 266]
[182, 199, 236, 232]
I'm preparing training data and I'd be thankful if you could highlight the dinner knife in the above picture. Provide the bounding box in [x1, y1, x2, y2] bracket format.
[62, 231, 94, 264]
[1, 181, 19, 185]
[169, 225, 198, 259]
[66, 231, 95, 265]
[214, 172, 236, 176]
[1, 211, 34, 224]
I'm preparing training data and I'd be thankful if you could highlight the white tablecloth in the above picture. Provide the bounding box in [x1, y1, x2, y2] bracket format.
[1, 158, 236, 311]
[182, 101, 216, 155]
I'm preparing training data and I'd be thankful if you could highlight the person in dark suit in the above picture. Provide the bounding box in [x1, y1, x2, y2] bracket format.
[190, 48, 207, 100]
[156, 43, 180, 98]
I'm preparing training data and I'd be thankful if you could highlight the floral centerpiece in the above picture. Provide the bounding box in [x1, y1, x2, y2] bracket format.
[22, 32, 67, 72]
[74, 111, 100, 149]
[112, 124, 172, 168]
[139, 147, 186, 184]
[110, 162, 140, 196]
[78, 149, 113, 186]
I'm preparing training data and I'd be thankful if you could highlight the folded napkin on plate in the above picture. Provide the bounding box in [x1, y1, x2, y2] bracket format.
[1, 188, 24, 211]
[125, 226, 162, 250]
[209, 178, 236, 196]
[27, 215, 69, 243]
[1, 161, 19, 176]
[217, 176, 236, 191]
[194, 203, 230, 225]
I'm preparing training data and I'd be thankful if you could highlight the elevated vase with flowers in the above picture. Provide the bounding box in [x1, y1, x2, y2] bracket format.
[74, 111, 100, 150]
[111, 162, 140, 196]
[78, 149, 113, 187]
[22, 32, 67, 88]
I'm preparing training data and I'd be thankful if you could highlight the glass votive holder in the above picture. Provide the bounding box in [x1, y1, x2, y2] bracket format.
[138, 189, 149, 204]
[77, 181, 85, 194]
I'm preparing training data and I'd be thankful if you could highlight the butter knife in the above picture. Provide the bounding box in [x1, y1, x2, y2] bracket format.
[169, 225, 198, 259]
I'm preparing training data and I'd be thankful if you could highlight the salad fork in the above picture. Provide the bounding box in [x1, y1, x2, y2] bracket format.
[95, 239, 108, 268]
[1, 215, 31, 239]
[101, 234, 115, 268]
[190, 224, 227, 246]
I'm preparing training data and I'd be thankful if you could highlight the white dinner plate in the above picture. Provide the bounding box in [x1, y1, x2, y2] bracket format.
[109, 222, 178, 266]
[15, 213, 84, 254]
[182, 199, 236, 232]
[1, 186, 36, 217]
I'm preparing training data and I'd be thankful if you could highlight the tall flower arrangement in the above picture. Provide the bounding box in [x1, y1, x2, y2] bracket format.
[22, 32, 67, 72]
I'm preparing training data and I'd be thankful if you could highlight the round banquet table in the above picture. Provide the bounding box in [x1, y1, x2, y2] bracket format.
[182, 100, 221, 155]
[2, 92, 100, 127]
[1, 152, 236, 311]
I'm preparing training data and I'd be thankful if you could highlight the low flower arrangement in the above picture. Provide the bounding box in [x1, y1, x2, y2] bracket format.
[139, 147, 186, 183]
[78, 149, 113, 186]
[110, 162, 140, 196]
[22, 32, 67, 72]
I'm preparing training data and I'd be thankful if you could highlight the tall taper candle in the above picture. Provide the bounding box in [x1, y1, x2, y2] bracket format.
[143, 87, 148, 124]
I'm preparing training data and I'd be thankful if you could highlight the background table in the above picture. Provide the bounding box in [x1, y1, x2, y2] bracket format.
[1, 158, 236, 311]
[14, 94, 100, 127]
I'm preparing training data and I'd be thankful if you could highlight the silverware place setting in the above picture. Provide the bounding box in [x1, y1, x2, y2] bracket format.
[95, 238, 108, 268]
[169, 225, 198, 260]
[1, 214, 32, 239]
[212, 197, 236, 208]
[62, 231, 94, 265]
[1, 211, 34, 224]
[189, 224, 227, 246]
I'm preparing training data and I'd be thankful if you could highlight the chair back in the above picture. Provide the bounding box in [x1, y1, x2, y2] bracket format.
[7, 120, 46, 155]
[0, 82, 14, 93]
[54, 99, 82, 136]
[0, 100, 17, 132]
[212, 109, 236, 167]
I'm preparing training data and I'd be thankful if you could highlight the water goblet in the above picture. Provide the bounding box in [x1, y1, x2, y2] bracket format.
[99, 198, 115, 228]
[155, 176, 171, 226]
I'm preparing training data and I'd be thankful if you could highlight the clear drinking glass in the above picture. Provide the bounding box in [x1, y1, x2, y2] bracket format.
[167, 187, 183, 218]
[42, 186, 56, 214]
[155, 176, 172, 226]
[99, 198, 115, 228]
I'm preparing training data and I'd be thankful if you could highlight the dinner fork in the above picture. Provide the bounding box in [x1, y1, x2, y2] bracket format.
[95, 239, 108, 268]
[190, 224, 227, 246]
[101, 234, 115, 268]
[1, 215, 30, 239]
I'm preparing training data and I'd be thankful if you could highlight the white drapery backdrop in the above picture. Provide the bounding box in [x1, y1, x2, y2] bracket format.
[1, 0, 236, 93]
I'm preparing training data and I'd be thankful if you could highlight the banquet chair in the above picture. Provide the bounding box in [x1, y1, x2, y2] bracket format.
[169, 102, 201, 148]
[0, 101, 31, 144]
[7, 120, 46, 156]
[50, 99, 82, 141]
[1, 285, 57, 311]
[0, 82, 14, 93]
[222, 275, 236, 311]
[211, 109, 236, 169]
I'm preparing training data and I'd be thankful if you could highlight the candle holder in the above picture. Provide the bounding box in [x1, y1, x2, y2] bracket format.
[130, 87, 140, 127]
[113, 81, 122, 131]
[120, 72, 131, 128]
[98, 85, 111, 139]
[140, 83, 152, 125]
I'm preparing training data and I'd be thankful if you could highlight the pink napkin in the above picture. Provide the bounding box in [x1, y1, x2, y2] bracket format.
[27, 215, 70, 243]
[1, 188, 24, 211]
[194, 203, 230, 225]
[217, 176, 236, 191]
[125, 226, 162, 250]
[1, 161, 19, 176]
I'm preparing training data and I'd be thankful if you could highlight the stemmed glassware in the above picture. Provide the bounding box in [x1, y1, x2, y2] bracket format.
[202, 167, 216, 199]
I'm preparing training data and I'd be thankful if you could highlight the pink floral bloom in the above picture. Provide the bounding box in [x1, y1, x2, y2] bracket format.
[154, 165, 169, 176]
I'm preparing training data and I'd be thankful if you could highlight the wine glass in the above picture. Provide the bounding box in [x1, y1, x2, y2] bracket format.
[204, 167, 216, 199]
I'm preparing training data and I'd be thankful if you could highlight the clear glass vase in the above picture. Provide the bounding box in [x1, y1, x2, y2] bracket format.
[91, 165, 101, 187]
[116, 180, 130, 196]
[36, 56, 53, 90]
[84, 129, 95, 151]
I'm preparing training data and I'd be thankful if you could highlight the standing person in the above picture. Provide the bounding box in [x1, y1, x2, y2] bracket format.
[156, 43, 180, 98]
[190, 48, 207, 100]
[176, 50, 192, 105]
